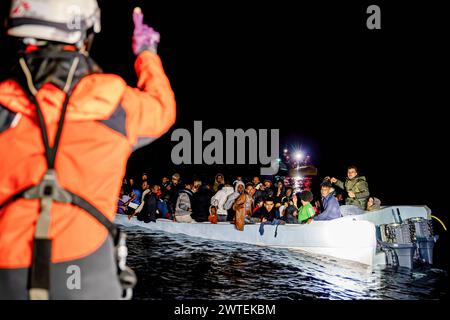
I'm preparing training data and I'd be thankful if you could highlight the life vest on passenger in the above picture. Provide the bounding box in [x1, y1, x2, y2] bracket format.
[0, 49, 176, 299]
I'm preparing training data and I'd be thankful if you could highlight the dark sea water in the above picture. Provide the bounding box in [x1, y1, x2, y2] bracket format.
[121, 226, 448, 300]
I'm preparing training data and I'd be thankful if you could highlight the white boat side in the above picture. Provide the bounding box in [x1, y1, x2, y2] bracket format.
[115, 206, 430, 267]
[115, 215, 377, 266]
[340, 205, 431, 225]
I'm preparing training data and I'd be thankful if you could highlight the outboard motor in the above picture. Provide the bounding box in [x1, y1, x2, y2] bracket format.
[380, 222, 415, 269]
[405, 217, 435, 264]
[379, 214, 436, 269]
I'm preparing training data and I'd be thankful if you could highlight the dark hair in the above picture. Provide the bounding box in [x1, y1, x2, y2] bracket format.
[300, 190, 314, 202]
[348, 165, 358, 172]
[255, 196, 264, 204]
[320, 180, 332, 188]
[264, 197, 275, 203]
[245, 182, 254, 188]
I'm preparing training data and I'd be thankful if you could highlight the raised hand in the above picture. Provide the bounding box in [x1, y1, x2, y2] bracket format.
[132, 7, 161, 55]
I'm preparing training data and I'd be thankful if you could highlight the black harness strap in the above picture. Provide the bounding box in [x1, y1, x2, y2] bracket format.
[69, 191, 118, 242]
[4, 186, 119, 243]
[10, 55, 118, 300]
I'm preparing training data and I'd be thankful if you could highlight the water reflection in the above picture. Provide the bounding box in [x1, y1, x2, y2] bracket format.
[122, 226, 448, 300]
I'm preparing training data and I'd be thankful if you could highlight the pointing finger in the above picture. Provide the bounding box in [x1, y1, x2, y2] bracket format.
[133, 7, 144, 28]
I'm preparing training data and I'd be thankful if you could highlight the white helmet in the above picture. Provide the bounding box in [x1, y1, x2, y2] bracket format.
[7, 0, 101, 45]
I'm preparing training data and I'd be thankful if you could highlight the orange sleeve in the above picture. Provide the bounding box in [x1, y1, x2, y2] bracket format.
[122, 51, 176, 147]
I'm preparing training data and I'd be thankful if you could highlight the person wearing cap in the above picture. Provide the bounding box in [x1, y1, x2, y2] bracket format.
[308, 180, 342, 223]
[0, 1, 175, 299]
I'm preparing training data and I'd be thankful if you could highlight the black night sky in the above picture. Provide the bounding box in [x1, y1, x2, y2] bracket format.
[0, 2, 448, 246]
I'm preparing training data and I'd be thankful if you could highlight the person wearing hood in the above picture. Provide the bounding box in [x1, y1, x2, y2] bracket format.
[366, 196, 381, 211]
[175, 179, 196, 223]
[232, 183, 254, 231]
[213, 173, 225, 193]
[308, 181, 342, 222]
[224, 180, 245, 210]
[211, 182, 235, 222]
[330, 165, 370, 209]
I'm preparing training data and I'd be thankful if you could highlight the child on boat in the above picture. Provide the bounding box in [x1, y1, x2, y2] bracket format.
[297, 191, 316, 223]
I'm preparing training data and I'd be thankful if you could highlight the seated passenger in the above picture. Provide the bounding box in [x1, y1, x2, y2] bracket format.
[254, 197, 279, 222]
[128, 180, 151, 220]
[137, 184, 159, 223]
[232, 183, 255, 230]
[366, 196, 381, 211]
[297, 191, 316, 223]
[308, 181, 342, 222]
[211, 182, 235, 222]
[280, 203, 299, 224]
[252, 198, 264, 215]
[175, 180, 195, 223]
[192, 184, 214, 222]
[281, 187, 294, 204]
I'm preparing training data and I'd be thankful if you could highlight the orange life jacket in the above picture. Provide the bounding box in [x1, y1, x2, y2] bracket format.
[0, 51, 176, 269]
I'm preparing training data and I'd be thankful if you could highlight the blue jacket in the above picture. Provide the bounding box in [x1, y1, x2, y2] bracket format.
[314, 194, 342, 221]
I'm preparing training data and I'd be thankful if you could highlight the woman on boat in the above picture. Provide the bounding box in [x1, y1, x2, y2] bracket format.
[232, 183, 254, 231]
[366, 197, 381, 211]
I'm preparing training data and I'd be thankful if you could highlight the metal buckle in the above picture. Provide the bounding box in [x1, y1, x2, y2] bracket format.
[23, 169, 72, 203]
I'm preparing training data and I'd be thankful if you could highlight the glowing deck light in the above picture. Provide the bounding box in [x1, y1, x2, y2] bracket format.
[283, 149, 289, 153]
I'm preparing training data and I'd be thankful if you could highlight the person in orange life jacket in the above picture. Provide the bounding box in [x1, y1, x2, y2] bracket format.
[0, 1, 175, 300]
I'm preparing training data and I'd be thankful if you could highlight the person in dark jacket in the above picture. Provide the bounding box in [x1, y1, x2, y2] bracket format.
[280, 204, 299, 224]
[263, 179, 275, 199]
[192, 184, 214, 222]
[309, 181, 342, 222]
[166, 173, 182, 215]
[281, 187, 294, 204]
[254, 197, 279, 222]
[137, 184, 159, 223]
[274, 180, 286, 204]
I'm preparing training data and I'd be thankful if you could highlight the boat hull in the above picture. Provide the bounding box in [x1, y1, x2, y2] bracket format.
[115, 206, 431, 267]
[115, 214, 377, 266]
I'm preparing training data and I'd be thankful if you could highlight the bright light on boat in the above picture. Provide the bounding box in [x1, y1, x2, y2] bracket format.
[283, 149, 289, 153]
[294, 151, 303, 161]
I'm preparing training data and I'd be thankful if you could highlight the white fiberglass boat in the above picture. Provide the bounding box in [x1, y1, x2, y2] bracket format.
[115, 206, 431, 267]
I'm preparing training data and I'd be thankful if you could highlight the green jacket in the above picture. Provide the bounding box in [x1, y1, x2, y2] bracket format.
[298, 203, 315, 223]
[334, 176, 370, 209]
